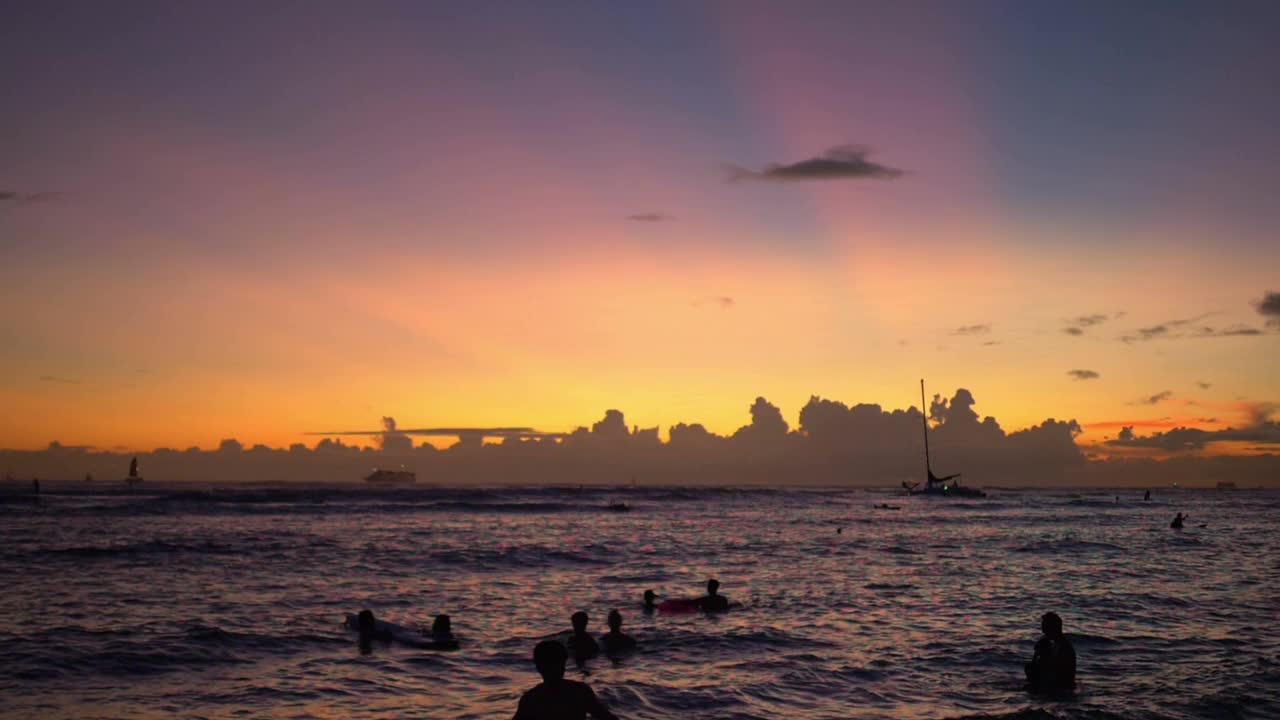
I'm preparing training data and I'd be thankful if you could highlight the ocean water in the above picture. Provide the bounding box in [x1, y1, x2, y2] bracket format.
[1, 485, 1277, 720]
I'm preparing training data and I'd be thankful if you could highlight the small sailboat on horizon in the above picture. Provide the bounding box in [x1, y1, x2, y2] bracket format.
[905, 379, 985, 498]
[125, 456, 143, 488]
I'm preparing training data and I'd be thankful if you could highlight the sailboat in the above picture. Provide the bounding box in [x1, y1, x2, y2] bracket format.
[905, 379, 985, 498]
[125, 456, 143, 487]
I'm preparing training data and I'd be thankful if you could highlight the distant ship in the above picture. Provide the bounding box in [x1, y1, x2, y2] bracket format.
[904, 379, 985, 498]
[364, 468, 416, 485]
[125, 456, 143, 487]
[1216, 481, 1237, 490]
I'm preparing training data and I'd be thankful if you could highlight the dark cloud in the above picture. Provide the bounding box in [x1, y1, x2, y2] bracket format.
[625, 212, 668, 222]
[1130, 391, 1173, 405]
[0, 191, 64, 205]
[39, 375, 80, 385]
[1106, 420, 1280, 452]
[1062, 327, 1084, 336]
[1068, 369, 1100, 381]
[726, 145, 904, 183]
[982, 340, 1001, 346]
[1119, 312, 1266, 342]
[1255, 291, 1280, 327]
[1063, 312, 1123, 336]
[950, 323, 991, 336]
[1196, 381, 1212, 390]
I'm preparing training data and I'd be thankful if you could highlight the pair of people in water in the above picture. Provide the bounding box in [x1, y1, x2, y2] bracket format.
[642, 579, 730, 613]
[351, 609, 457, 651]
[566, 609, 636, 661]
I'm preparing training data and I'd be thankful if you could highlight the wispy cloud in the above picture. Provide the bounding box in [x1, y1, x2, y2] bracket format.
[625, 212, 669, 222]
[693, 296, 734, 310]
[1196, 381, 1212, 390]
[726, 145, 904, 182]
[1130, 390, 1173, 405]
[39, 375, 80, 385]
[1063, 312, 1123, 336]
[950, 323, 991, 336]
[1118, 312, 1267, 342]
[1, 191, 64, 205]
[1068, 369, 1100, 381]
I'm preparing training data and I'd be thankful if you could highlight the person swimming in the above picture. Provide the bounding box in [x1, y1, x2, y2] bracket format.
[642, 590, 657, 614]
[566, 611, 599, 661]
[696, 579, 729, 612]
[1024, 611, 1076, 694]
[513, 640, 619, 720]
[601, 610, 636, 654]
[1171, 512, 1185, 529]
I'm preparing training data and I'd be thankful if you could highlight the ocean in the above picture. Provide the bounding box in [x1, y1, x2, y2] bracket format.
[1, 485, 1276, 720]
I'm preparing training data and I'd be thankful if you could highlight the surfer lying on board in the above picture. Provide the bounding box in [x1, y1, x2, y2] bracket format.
[1024, 612, 1076, 694]
[648, 579, 736, 613]
[514, 640, 619, 720]
[346, 609, 459, 650]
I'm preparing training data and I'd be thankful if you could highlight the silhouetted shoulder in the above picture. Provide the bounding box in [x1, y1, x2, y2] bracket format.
[513, 680, 617, 720]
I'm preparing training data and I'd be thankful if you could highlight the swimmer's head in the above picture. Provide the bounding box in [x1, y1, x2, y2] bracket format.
[571, 611, 589, 632]
[643, 590, 656, 607]
[707, 578, 720, 595]
[1041, 612, 1063, 637]
[533, 640, 568, 682]
[607, 609, 623, 631]
[356, 609, 376, 634]
[432, 614, 451, 635]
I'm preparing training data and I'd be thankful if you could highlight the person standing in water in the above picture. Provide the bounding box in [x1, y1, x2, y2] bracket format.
[1144, 489, 1151, 501]
[566, 611, 599, 661]
[601, 610, 636, 654]
[642, 590, 657, 614]
[1025, 612, 1076, 693]
[1171, 512, 1185, 529]
[696, 579, 730, 612]
[514, 640, 619, 720]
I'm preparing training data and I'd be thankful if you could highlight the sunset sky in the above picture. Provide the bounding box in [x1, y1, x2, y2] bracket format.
[2, 2, 1278, 455]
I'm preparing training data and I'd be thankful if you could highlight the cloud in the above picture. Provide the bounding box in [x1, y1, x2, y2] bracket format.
[625, 212, 669, 222]
[1063, 312, 1123, 336]
[982, 340, 1001, 346]
[726, 145, 904, 182]
[1256, 291, 1280, 327]
[0, 191, 64, 205]
[38, 375, 80, 385]
[1131, 391, 1173, 405]
[694, 296, 734, 310]
[1197, 381, 1212, 390]
[1068, 369, 1100, 381]
[950, 324, 991, 336]
[1119, 312, 1266, 342]
[1105, 419, 1280, 452]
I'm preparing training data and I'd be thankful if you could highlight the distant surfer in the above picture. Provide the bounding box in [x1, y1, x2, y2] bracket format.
[513, 640, 619, 720]
[1025, 612, 1076, 694]
[601, 610, 636, 654]
[32, 478, 39, 496]
[566, 611, 599, 662]
[1171, 512, 1185, 529]
[696, 579, 730, 613]
[352, 609, 391, 650]
[1144, 489, 1151, 501]
[642, 590, 657, 614]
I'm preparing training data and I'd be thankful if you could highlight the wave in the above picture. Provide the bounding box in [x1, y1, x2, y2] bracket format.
[1013, 539, 1125, 555]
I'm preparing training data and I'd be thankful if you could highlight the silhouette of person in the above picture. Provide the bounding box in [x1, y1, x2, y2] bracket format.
[642, 590, 657, 614]
[1025, 612, 1076, 693]
[353, 609, 391, 651]
[601, 610, 636, 654]
[1144, 489, 1151, 501]
[697, 579, 729, 612]
[513, 640, 619, 720]
[1171, 512, 1185, 529]
[566, 611, 599, 661]
[32, 478, 39, 495]
[429, 614, 459, 649]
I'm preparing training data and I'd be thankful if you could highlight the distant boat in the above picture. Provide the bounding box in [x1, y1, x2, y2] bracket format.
[906, 379, 985, 498]
[364, 468, 416, 485]
[125, 456, 143, 487]
[1216, 481, 1237, 490]
[607, 502, 631, 513]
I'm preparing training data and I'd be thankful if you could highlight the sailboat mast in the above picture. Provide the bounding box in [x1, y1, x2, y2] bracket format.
[921, 379, 932, 477]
